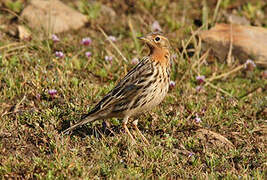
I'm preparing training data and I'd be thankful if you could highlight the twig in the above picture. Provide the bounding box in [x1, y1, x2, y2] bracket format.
[202, 0, 208, 30]
[181, 26, 204, 58]
[212, 0, 222, 23]
[206, 64, 244, 82]
[1, 95, 27, 117]
[181, 0, 187, 25]
[0, 7, 27, 24]
[14, 95, 26, 113]
[128, 18, 140, 54]
[178, 48, 210, 86]
[238, 87, 262, 100]
[98, 27, 128, 63]
[192, 68, 234, 98]
[204, 81, 233, 97]
[4, 45, 28, 53]
[192, 48, 210, 69]
[105, 49, 119, 63]
[0, 42, 23, 50]
[226, 22, 233, 66]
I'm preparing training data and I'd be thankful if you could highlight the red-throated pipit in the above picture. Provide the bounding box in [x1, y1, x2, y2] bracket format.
[63, 33, 171, 145]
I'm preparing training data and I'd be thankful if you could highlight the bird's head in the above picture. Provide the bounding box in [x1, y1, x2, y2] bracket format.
[138, 33, 171, 66]
[138, 33, 170, 51]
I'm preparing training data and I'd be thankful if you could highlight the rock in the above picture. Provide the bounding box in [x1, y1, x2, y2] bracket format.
[18, 25, 31, 40]
[223, 12, 250, 25]
[21, 0, 87, 34]
[199, 23, 267, 68]
[100, 4, 116, 20]
[92, 3, 117, 28]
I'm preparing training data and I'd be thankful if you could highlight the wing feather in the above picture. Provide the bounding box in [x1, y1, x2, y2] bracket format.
[85, 57, 153, 118]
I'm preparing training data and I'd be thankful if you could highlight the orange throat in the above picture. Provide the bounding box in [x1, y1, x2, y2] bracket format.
[150, 47, 170, 67]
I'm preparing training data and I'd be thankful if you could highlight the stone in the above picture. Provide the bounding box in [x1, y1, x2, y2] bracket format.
[199, 23, 267, 67]
[21, 0, 87, 34]
[18, 25, 31, 40]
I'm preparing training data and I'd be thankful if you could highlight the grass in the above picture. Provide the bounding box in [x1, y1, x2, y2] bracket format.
[0, 0, 266, 179]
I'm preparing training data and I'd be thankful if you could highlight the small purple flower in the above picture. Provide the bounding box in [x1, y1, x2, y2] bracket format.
[171, 53, 177, 60]
[195, 114, 201, 123]
[262, 70, 267, 79]
[48, 89, 57, 98]
[105, 55, 113, 63]
[108, 35, 116, 42]
[131, 57, 139, 65]
[81, 37, 92, 46]
[55, 51, 64, 58]
[188, 152, 194, 157]
[170, 54, 177, 66]
[196, 85, 202, 92]
[196, 75, 205, 84]
[151, 20, 162, 32]
[36, 93, 41, 100]
[169, 80, 176, 88]
[85, 51, 92, 58]
[51, 34, 59, 42]
[244, 59, 256, 70]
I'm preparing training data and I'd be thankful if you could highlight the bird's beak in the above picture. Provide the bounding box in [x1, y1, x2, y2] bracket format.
[137, 36, 148, 41]
[138, 36, 154, 48]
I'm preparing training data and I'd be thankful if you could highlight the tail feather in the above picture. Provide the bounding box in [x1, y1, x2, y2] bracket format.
[62, 115, 98, 134]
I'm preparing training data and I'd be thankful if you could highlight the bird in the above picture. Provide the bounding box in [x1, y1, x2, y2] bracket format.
[62, 32, 171, 145]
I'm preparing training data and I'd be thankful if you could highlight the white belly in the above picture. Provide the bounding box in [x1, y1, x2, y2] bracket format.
[128, 80, 169, 116]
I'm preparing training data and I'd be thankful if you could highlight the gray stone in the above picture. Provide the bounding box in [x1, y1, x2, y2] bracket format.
[21, 0, 87, 34]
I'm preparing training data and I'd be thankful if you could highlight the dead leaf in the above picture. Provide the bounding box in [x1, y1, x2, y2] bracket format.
[195, 128, 235, 150]
[199, 24, 267, 68]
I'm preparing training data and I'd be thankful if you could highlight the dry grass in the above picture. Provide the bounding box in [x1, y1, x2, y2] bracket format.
[0, 0, 266, 179]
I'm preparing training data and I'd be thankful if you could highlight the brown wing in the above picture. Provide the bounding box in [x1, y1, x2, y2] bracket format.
[83, 56, 155, 119]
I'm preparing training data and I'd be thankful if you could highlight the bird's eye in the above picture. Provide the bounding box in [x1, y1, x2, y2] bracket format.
[155, 36, 161, 42]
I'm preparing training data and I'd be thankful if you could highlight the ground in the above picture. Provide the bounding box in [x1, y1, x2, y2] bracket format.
[0, 0, 266, 179]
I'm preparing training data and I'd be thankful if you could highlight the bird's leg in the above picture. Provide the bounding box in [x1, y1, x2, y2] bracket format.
[103, 121, 116, 136]
[132, 120, 150, 145]
[122, 117, 136, 144]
